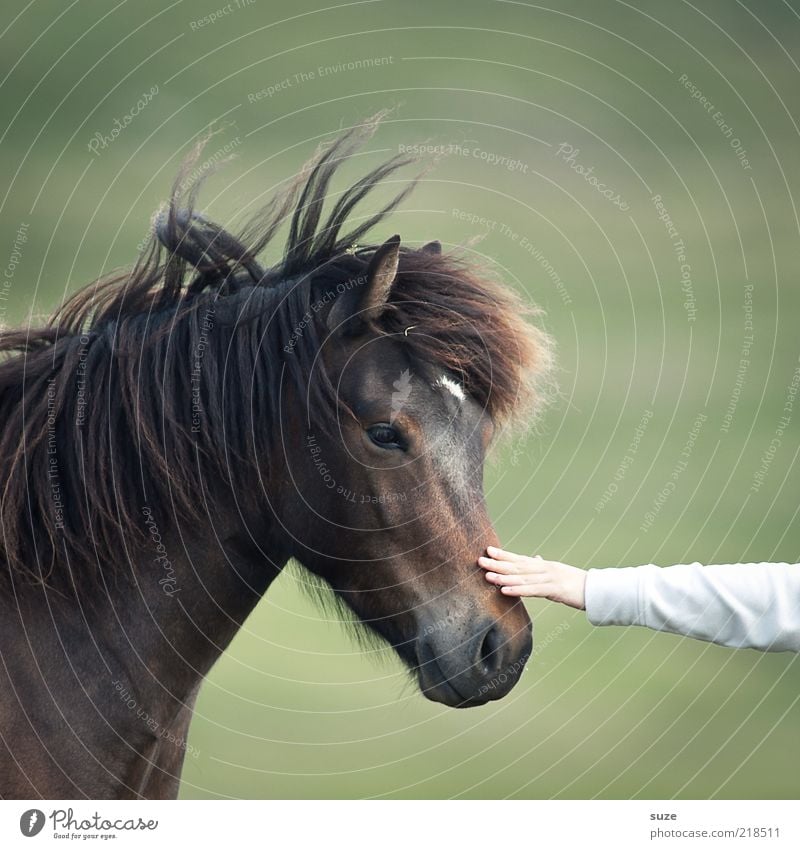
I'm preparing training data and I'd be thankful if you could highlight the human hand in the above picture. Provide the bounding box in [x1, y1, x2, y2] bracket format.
[477, 546, 587, 610]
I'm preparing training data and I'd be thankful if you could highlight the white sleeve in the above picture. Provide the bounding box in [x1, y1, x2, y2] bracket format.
[584, 562, 800, 652]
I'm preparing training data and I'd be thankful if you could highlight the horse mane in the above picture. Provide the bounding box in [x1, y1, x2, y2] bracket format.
[0, 112, 553, 596]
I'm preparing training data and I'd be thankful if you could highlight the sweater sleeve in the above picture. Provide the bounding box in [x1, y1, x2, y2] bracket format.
[584, 562, 800, 652]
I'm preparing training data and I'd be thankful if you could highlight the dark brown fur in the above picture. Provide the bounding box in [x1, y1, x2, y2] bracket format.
[0, 113, 552, 798]
[0, 117, 547, 600]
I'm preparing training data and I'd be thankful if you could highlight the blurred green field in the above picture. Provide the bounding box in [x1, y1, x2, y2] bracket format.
[1, 0, 797, 799]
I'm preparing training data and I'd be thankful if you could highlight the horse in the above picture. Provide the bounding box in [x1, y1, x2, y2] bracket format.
[0, 114, 553, 799]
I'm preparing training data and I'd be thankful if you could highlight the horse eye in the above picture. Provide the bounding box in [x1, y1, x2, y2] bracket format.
[367, 424, 403, 449]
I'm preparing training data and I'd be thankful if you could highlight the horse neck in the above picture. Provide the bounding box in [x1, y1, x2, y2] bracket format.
[16, 492, 289, 727]
[0, 509, 288, 798]
[27, 282, 298, 702]
[99, 503, 289, 703]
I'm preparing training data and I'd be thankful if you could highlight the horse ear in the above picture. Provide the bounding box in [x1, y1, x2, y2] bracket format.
[327, 234, 401, 333]
[420, 240, 441, 255]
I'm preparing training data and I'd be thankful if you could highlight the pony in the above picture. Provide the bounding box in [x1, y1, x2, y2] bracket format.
[0, 113, 553, 798]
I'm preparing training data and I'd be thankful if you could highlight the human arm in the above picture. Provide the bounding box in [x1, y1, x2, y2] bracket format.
[583, 561, 800, 652]
[478, 548, 800, 652]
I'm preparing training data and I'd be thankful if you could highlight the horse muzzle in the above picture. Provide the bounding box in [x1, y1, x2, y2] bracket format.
[414, 610, 533, 707]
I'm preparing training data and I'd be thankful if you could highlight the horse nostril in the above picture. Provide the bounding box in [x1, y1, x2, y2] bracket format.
[478, 625, 504, 677]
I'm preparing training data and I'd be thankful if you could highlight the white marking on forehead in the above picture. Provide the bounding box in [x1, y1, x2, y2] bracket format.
[434, 374, 466, 403]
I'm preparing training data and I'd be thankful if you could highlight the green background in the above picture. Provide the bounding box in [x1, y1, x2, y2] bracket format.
[1, 0, 798, 798]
